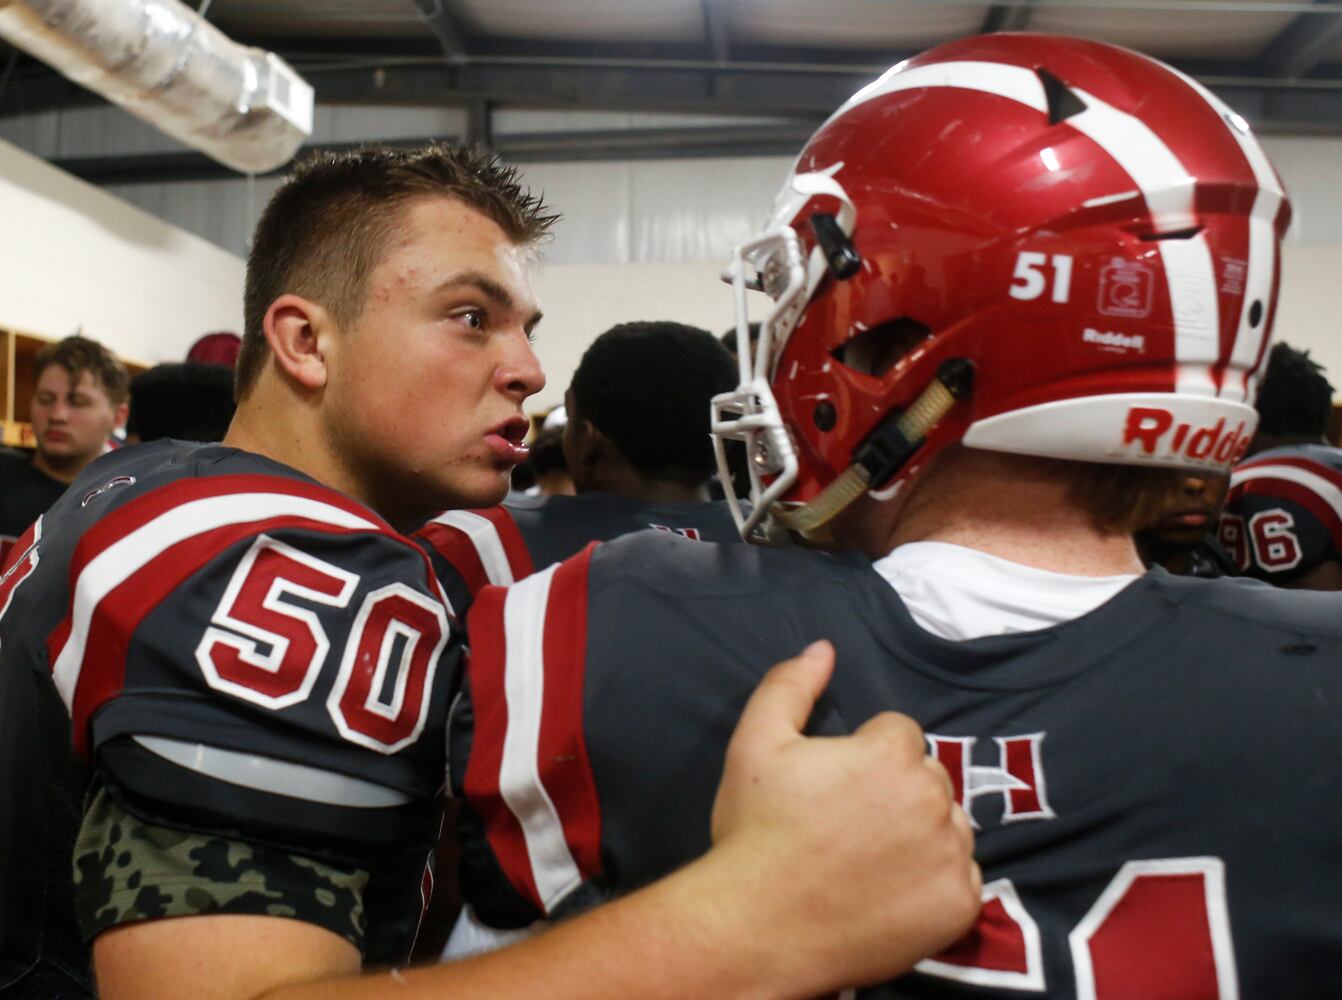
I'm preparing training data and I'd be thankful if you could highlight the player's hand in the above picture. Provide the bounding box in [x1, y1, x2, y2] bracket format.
[709, 639, 981, 996]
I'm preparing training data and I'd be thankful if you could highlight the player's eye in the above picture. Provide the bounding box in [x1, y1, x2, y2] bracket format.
[453, 308, 485, 330]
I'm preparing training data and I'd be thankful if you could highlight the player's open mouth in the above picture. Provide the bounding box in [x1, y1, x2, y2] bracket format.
[484, 417, 531, 464]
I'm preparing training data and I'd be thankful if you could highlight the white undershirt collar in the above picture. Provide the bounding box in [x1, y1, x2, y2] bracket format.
[872, 540, 1140, 642]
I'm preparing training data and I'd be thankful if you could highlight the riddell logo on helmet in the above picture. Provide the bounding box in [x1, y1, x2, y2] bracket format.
[1121, 407, 1251, 465]
[1083, 328, 1145, 352]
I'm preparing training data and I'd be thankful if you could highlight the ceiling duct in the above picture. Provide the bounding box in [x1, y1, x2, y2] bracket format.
[0, 0, 313, 173]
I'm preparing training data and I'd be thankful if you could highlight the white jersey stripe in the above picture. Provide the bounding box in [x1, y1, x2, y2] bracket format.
[133, 734, 411, 807]
[1229, 463, 1342, 523]
[51, 493, 377, 710]
[498, 565, 583, 910]
[428, 510, 515, 587]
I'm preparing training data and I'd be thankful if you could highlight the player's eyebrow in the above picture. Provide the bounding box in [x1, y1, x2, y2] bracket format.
[436, 271, 543, 332]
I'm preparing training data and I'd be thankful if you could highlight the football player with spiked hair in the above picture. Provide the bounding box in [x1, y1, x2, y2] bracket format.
[0, 145, 979, 998]
[456, 34, 1342, 997]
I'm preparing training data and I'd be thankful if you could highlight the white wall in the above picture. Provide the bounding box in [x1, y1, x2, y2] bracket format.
[1278, 245, 1342, 386]
[529, 260, 752, 412]
[0, 136, 244, 363]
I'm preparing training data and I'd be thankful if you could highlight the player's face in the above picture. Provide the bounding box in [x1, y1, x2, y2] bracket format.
[323, 196, 545, 524]
[1144, 474, 1230, 548]
[30, 366, 123, 473]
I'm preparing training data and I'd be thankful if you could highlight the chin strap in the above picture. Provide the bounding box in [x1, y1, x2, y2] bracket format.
[777, 358, 974, 536]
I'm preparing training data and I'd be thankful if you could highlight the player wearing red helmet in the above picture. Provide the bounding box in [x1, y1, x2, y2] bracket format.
[455, 34, 1342, 997]
[713, 32, 1286, 543]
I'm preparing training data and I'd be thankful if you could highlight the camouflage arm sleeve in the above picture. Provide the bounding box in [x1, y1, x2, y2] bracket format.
[71, 781, 370, 951]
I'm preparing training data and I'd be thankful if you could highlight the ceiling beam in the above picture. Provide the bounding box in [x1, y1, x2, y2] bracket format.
[408, 0, 470, 65]
[981, 0, 1041, 33]
[467, 99, 493, 147]
[307, 60, 874, 117]
[3, 41, 1341, 134]
[50, 121, 822, 185]
[1258, 0, 1342, 78]
[702, 0, 732, 65]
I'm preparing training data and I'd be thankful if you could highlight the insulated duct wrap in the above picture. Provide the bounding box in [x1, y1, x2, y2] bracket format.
[0, 0, 314, 173]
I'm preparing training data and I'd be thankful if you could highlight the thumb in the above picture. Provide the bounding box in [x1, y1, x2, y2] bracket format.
[727, 640, 835, 759]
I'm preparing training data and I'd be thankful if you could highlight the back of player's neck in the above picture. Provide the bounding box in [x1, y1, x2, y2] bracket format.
[894, 525, 1144, 578]
[891, 486, 1144, 577]
[586, 465, 708, 504]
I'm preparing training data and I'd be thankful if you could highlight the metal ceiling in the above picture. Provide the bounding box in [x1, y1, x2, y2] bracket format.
[4, 0, 1342, 184]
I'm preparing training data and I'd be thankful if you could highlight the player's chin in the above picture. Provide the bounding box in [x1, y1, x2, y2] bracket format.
[442, 465, 514, 510]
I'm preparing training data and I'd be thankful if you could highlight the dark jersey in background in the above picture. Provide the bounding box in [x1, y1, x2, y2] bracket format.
[0, 442, 460, 995]
[1221, 443, 1342, 582]
[454, 531, 1342, 999]
[414, 492, 743, 614]
[0, 448, 65, 565]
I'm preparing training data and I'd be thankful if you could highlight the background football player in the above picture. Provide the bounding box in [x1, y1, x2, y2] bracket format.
[416, 320, 745, 614]
[455, 33, 1342, 997]
[0, 145, 978, 999]
[1219, 341, 1342, 589]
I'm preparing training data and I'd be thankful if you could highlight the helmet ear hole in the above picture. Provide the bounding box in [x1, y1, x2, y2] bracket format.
[831, 318, 931, 378]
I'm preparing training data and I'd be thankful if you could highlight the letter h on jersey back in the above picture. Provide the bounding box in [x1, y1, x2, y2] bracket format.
[928, 733, 1055, 829]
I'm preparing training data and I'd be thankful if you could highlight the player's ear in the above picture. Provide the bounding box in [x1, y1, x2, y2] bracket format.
[264, 294, 330, 391]
[563, 417, 595, 468]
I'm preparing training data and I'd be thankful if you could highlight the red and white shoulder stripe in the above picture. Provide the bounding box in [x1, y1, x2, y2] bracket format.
[416, 507, 536, 598]
[462, 543, 601, 916]
[0, 517, 42, 624]
[1229, 454, 1342, 547]
[48, 474, 403, 755]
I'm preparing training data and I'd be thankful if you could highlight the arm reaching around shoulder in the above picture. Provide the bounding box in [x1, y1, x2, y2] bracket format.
[96, 641, 979, 1000]
[708, 638, 982, 995]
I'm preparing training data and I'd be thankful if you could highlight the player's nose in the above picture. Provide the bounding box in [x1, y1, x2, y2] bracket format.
[498, 331, 546, 400]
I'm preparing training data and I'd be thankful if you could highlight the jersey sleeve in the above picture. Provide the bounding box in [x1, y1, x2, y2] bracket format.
[449, 544, 606, 928]
[413, 507, 536, 616]
[1221, 455, 1342, 580]
[48, 477, 456, 957]
[73, 776, 370, 949]
[449, 534, 821, 932]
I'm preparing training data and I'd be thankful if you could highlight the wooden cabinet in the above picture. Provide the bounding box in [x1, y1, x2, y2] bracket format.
[0, 328, 147, 449]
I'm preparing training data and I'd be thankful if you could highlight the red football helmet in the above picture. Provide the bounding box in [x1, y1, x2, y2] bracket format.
[712, 33, 1291, 542]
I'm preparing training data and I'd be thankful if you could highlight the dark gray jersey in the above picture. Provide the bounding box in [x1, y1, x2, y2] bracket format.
[0, 441, 459, 987]
[453, 531, 1342, 998]
[414, 492, 743, 613]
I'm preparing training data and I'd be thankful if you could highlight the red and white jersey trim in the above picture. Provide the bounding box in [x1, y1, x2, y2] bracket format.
[419, 508, 536, 599]
[50, 490, 378, 712]
[1230, 458, 1342, 536]
[464, 544, 601, 915]
[496, 563, 584, 907]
